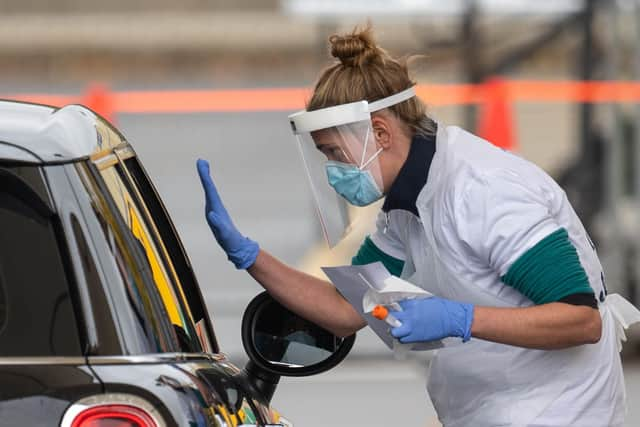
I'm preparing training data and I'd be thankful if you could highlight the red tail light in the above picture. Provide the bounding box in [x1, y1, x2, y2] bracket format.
[70, 404, 157, 427]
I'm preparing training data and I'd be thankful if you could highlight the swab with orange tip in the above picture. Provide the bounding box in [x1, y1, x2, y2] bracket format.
[372, 305, 402, 328]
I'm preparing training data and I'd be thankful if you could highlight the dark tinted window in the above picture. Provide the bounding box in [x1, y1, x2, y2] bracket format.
[122, 157, 216, 353]
[75, 162, 182, 353]
[99, 164, 201, 353]
[0, 165, 82, 356]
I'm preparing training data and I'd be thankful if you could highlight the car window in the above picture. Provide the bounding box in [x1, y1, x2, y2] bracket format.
[121, 156, 217, 353]
[0, 165, 82, 356]
[75, 162, 181, 353]
[98, 165, 202, 353]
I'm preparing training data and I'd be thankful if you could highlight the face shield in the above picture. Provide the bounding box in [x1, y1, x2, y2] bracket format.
[288, 86, 416, 247]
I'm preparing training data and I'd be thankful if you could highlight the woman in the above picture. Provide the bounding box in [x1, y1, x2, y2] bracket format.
[197, 27, 640, 426]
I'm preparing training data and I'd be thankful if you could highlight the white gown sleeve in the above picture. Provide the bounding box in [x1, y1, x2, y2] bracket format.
[454, 169, 561, 277]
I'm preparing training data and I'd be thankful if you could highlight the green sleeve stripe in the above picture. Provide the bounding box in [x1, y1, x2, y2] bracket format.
[352, 236, 405, 277]
[501, 228, 594, 305]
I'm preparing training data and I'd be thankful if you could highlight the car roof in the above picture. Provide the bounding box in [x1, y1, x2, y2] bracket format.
[0, 99, 125, 164]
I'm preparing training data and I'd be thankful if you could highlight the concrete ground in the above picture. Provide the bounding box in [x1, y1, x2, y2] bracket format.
[270, 357, 640, 427]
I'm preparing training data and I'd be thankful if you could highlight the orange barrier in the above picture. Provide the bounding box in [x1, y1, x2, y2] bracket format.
[81, 83, 116, 124]
[5, 80, 640, 115]
[416, 81, 640, 105]
[113, 87, 310, 114]
[477, 78, 517, 151]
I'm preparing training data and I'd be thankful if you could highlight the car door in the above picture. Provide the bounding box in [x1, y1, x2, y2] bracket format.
[66, 144, 281, 426]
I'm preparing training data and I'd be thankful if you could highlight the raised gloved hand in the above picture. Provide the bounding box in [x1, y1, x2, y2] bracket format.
[197, 159, 259, 269]
[390, 297, 474, 343]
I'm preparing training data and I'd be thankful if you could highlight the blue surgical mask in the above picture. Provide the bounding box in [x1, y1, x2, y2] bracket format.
[326, 161, 383, 206]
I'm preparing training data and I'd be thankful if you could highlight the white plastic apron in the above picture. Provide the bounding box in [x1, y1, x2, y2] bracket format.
[400, 125, 640, 426]
[605, 293, 640, 353]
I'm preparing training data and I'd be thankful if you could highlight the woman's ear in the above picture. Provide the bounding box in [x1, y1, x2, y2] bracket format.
[371, 115, 393, 149]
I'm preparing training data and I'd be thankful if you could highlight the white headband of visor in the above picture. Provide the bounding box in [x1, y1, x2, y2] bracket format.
[288, 86, 417, 135]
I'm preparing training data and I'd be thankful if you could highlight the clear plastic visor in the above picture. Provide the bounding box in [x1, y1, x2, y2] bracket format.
[296, 119, 382, 247]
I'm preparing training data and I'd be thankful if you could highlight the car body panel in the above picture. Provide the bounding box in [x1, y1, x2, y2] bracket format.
[0, 361, 102, 427]
[0, 100, 126, 163]
[0, 143, 40, 163]
[88, 356, 277, 426]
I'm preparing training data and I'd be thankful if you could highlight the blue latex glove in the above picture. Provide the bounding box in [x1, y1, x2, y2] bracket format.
[197, 159, 259, 269]
[390, 297, 474, 343]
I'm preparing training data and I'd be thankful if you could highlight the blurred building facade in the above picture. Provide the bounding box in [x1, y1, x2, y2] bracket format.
[0, 0, 281, 13]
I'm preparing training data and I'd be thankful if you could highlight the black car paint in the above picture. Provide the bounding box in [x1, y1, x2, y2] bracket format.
[89, 356, 275, 426]
[0, 363, 102, 427]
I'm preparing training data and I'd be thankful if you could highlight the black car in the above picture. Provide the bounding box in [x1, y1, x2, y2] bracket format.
[0, 100, 355, 427]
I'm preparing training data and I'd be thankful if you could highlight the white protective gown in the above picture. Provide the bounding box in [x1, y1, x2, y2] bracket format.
[369, 124, 640, 426]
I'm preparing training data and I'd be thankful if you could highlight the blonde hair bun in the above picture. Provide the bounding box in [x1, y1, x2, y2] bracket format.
[329, 27, 381, 67]
[309, 25, 434, 136]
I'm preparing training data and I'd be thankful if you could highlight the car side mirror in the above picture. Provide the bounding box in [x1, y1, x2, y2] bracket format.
[242, 291, 355, 377]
